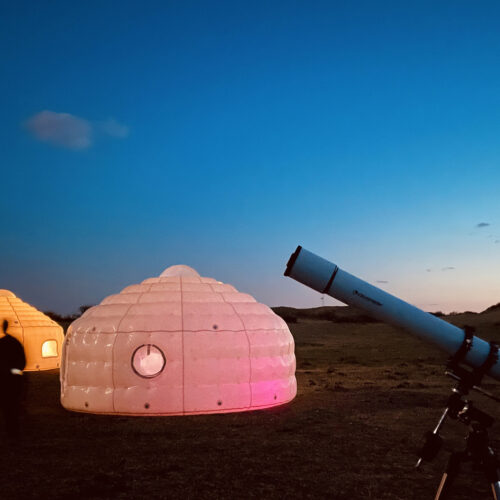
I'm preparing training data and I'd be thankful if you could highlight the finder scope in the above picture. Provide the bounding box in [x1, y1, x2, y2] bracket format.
[285, 246, 500, 382]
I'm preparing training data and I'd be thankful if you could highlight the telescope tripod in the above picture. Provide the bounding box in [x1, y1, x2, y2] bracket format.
[434, 420, 500, 499]
[417, 348, 500, 499]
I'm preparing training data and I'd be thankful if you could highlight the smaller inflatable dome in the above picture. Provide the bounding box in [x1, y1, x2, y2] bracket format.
[0, 290, 64, 371]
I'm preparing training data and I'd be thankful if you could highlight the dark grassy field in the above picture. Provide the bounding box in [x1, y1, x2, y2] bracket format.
[2, 307, 500, 499]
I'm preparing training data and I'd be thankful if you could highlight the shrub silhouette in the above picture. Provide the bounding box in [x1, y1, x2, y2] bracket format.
[44, 305, 95, 332]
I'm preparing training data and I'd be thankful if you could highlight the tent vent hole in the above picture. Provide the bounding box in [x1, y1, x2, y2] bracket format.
[217, 400, 222, 406]
[212, 324, 218, 330]
[145, 403, 150, 409]
[274, 395, 277, 400]
[85, 402, 89, 407]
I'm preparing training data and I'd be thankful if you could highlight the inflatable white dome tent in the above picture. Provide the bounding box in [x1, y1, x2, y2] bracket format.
[60, 265, 296, 415]
[0, 289, 64, 370]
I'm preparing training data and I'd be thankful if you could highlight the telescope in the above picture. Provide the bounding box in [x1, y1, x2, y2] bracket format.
[285, 246, 500, 498]
[284, 246, 500, 382]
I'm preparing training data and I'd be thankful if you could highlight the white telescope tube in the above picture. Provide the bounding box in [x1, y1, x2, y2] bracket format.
[284, 246, 500, 382]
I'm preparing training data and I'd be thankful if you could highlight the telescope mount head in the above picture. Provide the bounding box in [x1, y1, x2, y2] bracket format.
[416, 327, 500, 471]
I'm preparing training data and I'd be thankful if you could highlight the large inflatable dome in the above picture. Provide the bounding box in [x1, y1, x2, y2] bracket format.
[60, 266, 296, 415]
[0, 289, 64, 371]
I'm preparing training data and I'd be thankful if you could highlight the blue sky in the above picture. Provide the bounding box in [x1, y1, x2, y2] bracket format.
[1, 1, 499, 313]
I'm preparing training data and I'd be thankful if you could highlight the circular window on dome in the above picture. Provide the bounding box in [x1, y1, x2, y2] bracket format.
[131, 344, 166, 378]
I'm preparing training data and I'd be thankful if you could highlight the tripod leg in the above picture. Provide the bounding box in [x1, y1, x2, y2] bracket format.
[491, 483, 500, 500]
[483, 447, 500, 500]
[435, 452, 464, 500]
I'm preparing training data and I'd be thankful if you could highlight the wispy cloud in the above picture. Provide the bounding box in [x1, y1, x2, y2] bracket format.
[426, 269, 432, 272]
[442, 266, 455, 271]
[25, 111, 92, 149]
[376, 280, 388, 284]
[98, 118, 129, 138]
[476, 222, 490, 228]
[495, 240, 500, 244]
[24, 110, 129, 150]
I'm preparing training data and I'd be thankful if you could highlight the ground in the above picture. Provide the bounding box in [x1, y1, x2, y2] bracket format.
[1, 308, 500, 499]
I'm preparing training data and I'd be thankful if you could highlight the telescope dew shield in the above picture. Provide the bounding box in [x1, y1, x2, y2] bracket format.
[285, 246, 500, 382]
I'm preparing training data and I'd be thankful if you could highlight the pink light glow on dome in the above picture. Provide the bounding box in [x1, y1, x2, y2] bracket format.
[60, 265, 296, 416]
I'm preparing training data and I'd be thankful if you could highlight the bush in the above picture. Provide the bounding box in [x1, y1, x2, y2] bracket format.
[44, 311, 78, 323]
[44, 304, 95, 330]
[335, 314, 380, 324]
[318, 310, 338, 321]
[280, 311, 298, 324]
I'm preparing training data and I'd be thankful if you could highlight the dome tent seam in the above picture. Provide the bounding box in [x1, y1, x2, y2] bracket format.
[217, 285, 253, 409]
[7, 295, 24, 344]
[64, 327, 288, 335]
[111, 283, 154, 413]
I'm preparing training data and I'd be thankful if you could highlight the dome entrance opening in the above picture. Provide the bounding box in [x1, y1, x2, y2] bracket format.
[42, 340, 58, 358]
[131, 344, 166, 378]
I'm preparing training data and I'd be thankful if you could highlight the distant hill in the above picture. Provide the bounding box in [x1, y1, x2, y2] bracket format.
[482, 302, 500, 314]
[272, 302, 500, 325]
[272, 306, 382, 324]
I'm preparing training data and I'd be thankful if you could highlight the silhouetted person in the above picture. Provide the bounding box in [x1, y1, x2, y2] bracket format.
[0, 319, 26, 441]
